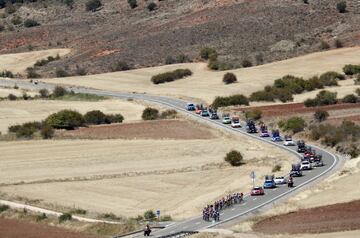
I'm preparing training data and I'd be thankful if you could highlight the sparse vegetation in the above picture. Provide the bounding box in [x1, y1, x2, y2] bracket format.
[212, 94, 249, 109]
[151, 69, 192, 84]
[40, 124, 55, 139]
[279, 116, 306, 134]
[336, 1, 347, 13]
[142, 107, 159, 120]
[26, 67, 40, 78]
[356, 88, 360, 96]
[160, 109, 177, 119]
[272, 164, 282, 173]
[112, 61, 131, 72]
[224, 150, 244, 166]
[223, 73, 237, 84]
[335, 39, 343, 48]
[314, 110, 329, 122]
[320, 40, 330, 50]
[304, 90, 337, 107]
[55, 68, 69, 77]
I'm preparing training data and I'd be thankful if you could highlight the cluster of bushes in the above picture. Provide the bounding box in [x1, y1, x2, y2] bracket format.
[343, 64, 360, 75]
[151, 69, 192, 84]
[212, 94, 249, 109]
[46, 109, 124, 130]
[34, 55, 60, 67]
[142, 108, 178, 121]
[250, 73, 343, 103]
[304, 90, 338, 107]
[310, 121, 360, 158]
[224, 150, 244, 166]
[8, 109, 124, 139]
[278, 116, 306, 134]
[223, 73, 237, 84]
[0, 70, 14, 78]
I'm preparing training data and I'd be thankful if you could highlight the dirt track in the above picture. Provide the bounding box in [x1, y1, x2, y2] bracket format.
[253, 200, 360, 234]
[58, 119, 217, 140]
[0, 218, 98, 238]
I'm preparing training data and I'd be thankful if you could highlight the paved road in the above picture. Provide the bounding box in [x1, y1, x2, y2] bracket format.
[0, 79, 339, 237]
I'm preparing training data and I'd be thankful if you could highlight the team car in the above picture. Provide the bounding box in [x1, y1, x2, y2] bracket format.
[246, 120, 257, 133]
[251, 186, 265, 196]
[259, 124, 270, 137]
[313, 159, 324, 167]
[222, 115, 231, 124]
[263, 175, 277, 189]
[274, 176, 287, 185]
[290, 163, 303, 177]
[186, 103, 196, 111]
[300, 160, 312, 170]
[271, 130, 282, 142]
[231, 117, 241, 128]
[210, 112, 219, 120]
[283, 135, 296, 146]
[200, 110, 210, 117]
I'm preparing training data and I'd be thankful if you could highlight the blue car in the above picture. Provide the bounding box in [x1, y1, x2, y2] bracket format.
[186, 103, 196, 111]
[271, 129, 282, 142]
[263, 179, 277, 189]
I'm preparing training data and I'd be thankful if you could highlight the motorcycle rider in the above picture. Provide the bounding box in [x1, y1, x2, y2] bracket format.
[144, 224, 151, 236]
[288, 176, 294, 187]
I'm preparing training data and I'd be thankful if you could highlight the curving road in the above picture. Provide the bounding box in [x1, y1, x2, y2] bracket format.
[0, 79, 340, 237]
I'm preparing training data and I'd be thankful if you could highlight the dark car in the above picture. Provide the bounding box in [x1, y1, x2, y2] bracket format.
[210, 113, 219, 120]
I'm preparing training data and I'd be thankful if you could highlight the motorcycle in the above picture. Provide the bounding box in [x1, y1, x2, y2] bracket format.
[288, 178, 294, 188]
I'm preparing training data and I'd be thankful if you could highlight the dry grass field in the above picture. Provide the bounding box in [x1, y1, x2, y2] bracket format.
[0, 49, 71, 74]
[0, 130, 295, 219]
[0, 88, 38, 98]
[39, 47, 360, 103]
[0, 99, 145, 134]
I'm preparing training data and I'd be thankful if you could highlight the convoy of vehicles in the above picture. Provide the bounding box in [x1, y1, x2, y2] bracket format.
[185, 102, 326, 202]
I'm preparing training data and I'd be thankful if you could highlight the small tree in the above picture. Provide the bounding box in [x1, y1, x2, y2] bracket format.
[39, 88, 49, 98]
[222, 73, 237, 84]
[147, 2, 157, 11]
[336, 1, 347, 13]
[342, 94, 358, 103]
[53, 86, 67, 98]
[128, 0, 137, 9]
[41, 125, 54, 139]
[314, 110, 329, 122]
[142, 107, 159, 120]
[224, 150, 243, 166]
[84, 110, 107, 125]
[86, 0, 102, 12]
[144, 210, 156, 220]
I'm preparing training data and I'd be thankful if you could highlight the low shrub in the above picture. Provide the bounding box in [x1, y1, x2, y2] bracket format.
[70, 209, 87, 215]
[176, 54, 191, 63]
[242, 59, 252, 68]
[212, 94, 249, 109]
[0, 70, 14, 78]
[272, 164, 282, 173]
[35, 213, 47, 222]
[39, 88, 50, 98]
[53, 86, 67, 98]
[55, 68, 69, 77]
[8, 93, 17, 101]
[144, 210, 156, 220]
[142, 107, 159, 120]
[24, 19, 40, 28]
[244, 109, 262, 121]
[45, 110, 85, 130]
[343, 64, 360, 75]
[250, 90, 275, 102]
[200, 47, 217, 60]
[223, 73, 237, 84]
[342, 94, 358, 103]
[128, 0, 137, 9]
[337, 1, 347, 13]
[320, 40, 330, 50]
[160, 109, 177, 119]
[0, 205, 9, 213]
[314, 110, 329, 122]
[165, 56, 176, 65]
[147, 2, 157, 11]
[355, 74, 360, 85]
[335, 39, 343, 48]
[59, 213, 72, 223]
[151, 69, 192, 84]
[40, 124, 54, 139]
[224, 150, 244, 166]
[105, 114, 124, 123]
[84, 110, 107, 125]
[279, 116, 306, 134]
[112, 61, 130, 72]
[86, 0, 102, 12]
[26, 67, 40, 78]
[304, 90, 337, 107]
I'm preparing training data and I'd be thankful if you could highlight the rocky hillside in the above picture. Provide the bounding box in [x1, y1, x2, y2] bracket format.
[1, 0, 360, 76]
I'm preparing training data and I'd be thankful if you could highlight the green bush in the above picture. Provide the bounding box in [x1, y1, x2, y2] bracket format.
[128, 0, 137, 9]
[40, 124, 54, 139]
[24, 19, 40, 28]
[224, 150, 243, 166]
[84, 110, 107, 125]
[0, 205, 9, 213]
[244, 109, 262, 121]
[0, 70, 14, 78]
[314, 110, 329, 122]
[337, 1, 347, 13]
[59, 213, 72, 223]
[86, 0, 102, 12]
[105, 114, 124, 123]
[53, 86, 67, 98]
[304, 90, 337, 107]
[142, 107, 159, 120]
[212, 94, 249, 109]
[112, 61, 130, 72]
[45, 110, 85, 130]
[304, 98, 318, 107]
[200, 47, 217, 60]
[223, 73, 237, 84]
[147, 2, 157, 11]
[8, 94, 17, 101]
[207, 59, 219, 70]
[342, 94, 358, 103]
[319, 71, 343, 86]
[151, 69, 192, 84]
[279, 116, 306, 134]
[343, 64, 360, 75]
[144, 210, 156, 220]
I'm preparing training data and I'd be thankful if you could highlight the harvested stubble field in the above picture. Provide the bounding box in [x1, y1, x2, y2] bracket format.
[0, 125, 295, 219]
[0, 99, 145, 134]
[40, 47, 360, 104]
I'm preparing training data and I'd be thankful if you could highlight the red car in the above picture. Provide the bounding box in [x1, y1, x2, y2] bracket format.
[251, 186, 265, 196]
